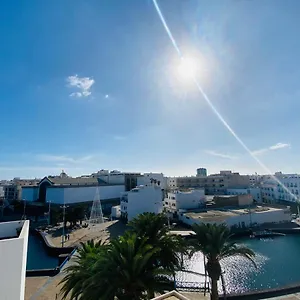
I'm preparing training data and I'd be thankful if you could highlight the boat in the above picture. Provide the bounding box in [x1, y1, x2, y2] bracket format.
[250, 230, 286, 239]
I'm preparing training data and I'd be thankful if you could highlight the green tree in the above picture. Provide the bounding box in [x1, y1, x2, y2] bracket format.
[128, 213, 187, 273]
[190, 223, 256, 300]
[60, 239, 107, 299]
[60, 234, 172, 300]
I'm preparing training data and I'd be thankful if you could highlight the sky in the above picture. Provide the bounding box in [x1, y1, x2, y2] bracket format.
[1, 0, 300, 179]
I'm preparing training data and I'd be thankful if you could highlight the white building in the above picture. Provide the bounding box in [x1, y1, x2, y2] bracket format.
[137, 173, 167, 190]
[21, 175, 125, 210]
[164, 189, 205, 211]
[261, 173, 300, 203]
[227, 187, 262, 203]
[0, 220, 29, 300]
[179, 206, 291, 228]
[167, 177, 177, 190]
[111, 205, 121, 218]
[120, 184, 163, 221]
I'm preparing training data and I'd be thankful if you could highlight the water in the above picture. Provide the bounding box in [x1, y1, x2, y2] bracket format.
[178, 235, 300, 293]
[26, 234, 58, 270]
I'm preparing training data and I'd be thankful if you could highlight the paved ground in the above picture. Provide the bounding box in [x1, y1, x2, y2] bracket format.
[266, 294, 300, 299]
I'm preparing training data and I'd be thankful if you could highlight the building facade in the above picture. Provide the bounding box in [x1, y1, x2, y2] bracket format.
[164, 189, 205, 211]
[196, 168, 207, 177]
[0, 220, 29, 300]
[137, 173, 167, 190]
[120, 184, 163, 221]
[227, 187, 262, 202]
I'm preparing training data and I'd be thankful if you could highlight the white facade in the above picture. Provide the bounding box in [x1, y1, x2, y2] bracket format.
[22, 185, 124, 204]
[46, 185, 125, 204]
[227, 188, 262, 202]
[261, 173, 300, 203]
[167, 177, 177, 190]
[164, 189, 205, 211]
[0, 220, 29, 300]
[120, 184, 163, 221]
[111, 205, 121, 218]
[97, 170, 125, 185]
[137, 173, 167, 189]
[179, 206, 291, 228]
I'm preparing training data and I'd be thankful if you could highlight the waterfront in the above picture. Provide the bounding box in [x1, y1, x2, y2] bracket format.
[26, 234, 58, 270]
[178, 234, 300, 294]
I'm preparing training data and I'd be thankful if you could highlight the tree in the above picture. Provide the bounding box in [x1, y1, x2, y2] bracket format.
[128, 213, 187, 273]
[190, 223, 256, 300]
[59, 239, 107, 299]
[60, 233, 173, 300]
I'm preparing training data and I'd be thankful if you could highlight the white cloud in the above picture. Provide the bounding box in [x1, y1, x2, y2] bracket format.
[205, 150, 238, 160]
[113, 135, 126, 141]
[105, 94, 109, 99]
[67, 75, 94, 98]
[252, 142, 290, 156]
[37, 154, 93, 164]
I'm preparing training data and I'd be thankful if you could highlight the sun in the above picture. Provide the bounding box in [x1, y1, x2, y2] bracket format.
[177, 57, 196, 80]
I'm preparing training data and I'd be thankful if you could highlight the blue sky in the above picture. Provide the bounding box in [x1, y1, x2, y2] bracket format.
[0, 0, 299, 179]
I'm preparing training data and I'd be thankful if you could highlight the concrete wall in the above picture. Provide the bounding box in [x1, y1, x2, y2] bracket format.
[165, 189, 205, 210]
[123, 185, 163, 221]
[179, 208, 291, 228]
[111, 205, 121, 218]
[0, 220, 29, 300]
[46, 185, 125, 204]
[21, 187, 39, 202]
[138, 173, 167, 189]
[227, 188, 262, 202]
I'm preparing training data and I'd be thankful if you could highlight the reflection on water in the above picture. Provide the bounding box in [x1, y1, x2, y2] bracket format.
[178, 235, 300, 293]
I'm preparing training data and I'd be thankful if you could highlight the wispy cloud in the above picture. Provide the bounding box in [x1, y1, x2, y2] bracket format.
[36, 154, 93, 164]
[113, 135, 126, 141]
[66, 75, 94, 98]
[205, 150, 238, 160]
[252, 142, 290, 156]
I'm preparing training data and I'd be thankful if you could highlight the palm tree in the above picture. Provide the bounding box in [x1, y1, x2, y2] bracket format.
[190, 223, 256, 300]
[128, 213, 187, 273]
[59, 239, 107, 299]
[60, 233, 173, 300]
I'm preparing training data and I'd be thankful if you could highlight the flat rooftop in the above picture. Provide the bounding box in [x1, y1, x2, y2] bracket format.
[184, 206, 286, 222]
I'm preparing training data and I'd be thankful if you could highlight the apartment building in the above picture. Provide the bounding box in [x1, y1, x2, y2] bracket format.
[171, 171, 250, 195]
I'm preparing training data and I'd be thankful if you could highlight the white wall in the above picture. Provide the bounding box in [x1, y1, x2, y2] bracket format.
[123, 185, 163, 221]
[167, 177, 177, 190]
[111, 205, 121, 218]
[46, 185, 125, 204]
[179, 208, 291, 228]
[0, 220, 29, 300]
[137, 173, 167, 189]
[165, 189, 205, 210]
[21, 187, 38, 202]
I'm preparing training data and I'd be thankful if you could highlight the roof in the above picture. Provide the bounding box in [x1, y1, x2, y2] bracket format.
[49, 177, 99, 186]
[151, 290, 191, 300]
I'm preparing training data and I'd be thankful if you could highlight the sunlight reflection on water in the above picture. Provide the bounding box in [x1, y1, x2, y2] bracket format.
[176, 248, 268, 293]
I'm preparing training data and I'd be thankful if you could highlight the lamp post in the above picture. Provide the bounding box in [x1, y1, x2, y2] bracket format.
[60, 204, 69, 247]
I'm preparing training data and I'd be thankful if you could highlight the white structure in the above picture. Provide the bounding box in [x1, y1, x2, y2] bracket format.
[120, 184, 163, 221]
[137, 173, 167, 189]
[0, 220, 29, 300]
[227, 187, 262, 202]
[179, 206, 291, 228]
[167, 177, 177, 190]
[21, 176, 125, 205]
[164, 189, 205, 211]
[261, 173, 300, 203]
[111, 205, 121, 218]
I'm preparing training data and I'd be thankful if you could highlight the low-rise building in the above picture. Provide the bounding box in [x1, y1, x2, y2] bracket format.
[213, 194, 253, 207]
[0, 220, 29, 300]
[120, 183, 163, 221]
[227, 188, 262, 203]
[21, 173, 125, 211]
[179, 205, 291, 228]
[164, 189, 205, 211]
[137, 173, 167, 190]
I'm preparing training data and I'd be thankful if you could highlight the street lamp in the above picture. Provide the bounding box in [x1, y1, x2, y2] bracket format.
[60, 204, 69, 247]
[48, 200, 51, 225]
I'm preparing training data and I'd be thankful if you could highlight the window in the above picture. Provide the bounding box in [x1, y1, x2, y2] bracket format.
[172, 203, 176, 207]
[292, 189, 294, 194]
[287, 183, 289, 187]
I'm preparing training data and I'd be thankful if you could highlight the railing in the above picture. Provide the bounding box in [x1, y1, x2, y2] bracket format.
[175, 281, 210, 292]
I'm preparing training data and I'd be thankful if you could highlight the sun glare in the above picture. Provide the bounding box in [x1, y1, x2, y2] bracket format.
[177, 57, 196, 80]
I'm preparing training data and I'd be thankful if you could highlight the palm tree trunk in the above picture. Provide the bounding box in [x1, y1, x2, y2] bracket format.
[210, 279, 219, 300]
[220, 272, 226, 300]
